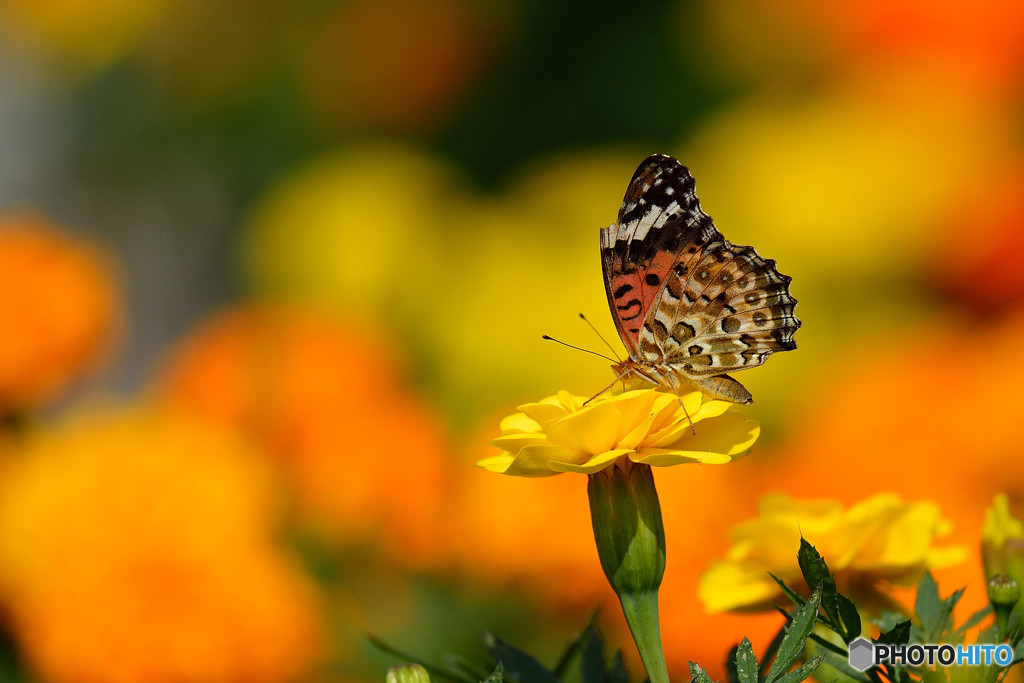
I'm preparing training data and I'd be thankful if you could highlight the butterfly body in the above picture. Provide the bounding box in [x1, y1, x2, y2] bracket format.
[601, 154, 800, 403]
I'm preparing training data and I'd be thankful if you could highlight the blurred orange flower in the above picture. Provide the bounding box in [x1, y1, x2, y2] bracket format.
[0, 215, 120, 415]
[0, 408, 321, 683]
[788, 0, 1024, 97]
[153, 303, 452, 566]
[930, 167, 1024, 315]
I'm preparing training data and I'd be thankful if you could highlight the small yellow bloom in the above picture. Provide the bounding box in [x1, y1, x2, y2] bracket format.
[699, 493, 966, 612]
[482, 388, 759, 477]
[982, 494, 1024, 581]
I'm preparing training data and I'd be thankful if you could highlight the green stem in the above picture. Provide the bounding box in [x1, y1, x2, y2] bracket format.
[619, 590, 670, 683]
[587, 461, 670, 683]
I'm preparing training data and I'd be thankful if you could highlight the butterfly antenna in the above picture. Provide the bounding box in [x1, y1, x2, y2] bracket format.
[541, 335, 618, 364]
[578, 313, 621, 361]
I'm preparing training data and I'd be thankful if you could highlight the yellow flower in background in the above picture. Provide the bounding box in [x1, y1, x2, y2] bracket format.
[0, 408, 322, 683]
[699, 492, 966, 613]
[483, 388, 759, 477]
[0, 0, 168, 68]
[240, 144, 460, 321]
[982, 494, 1024, 582]
[0, 216, 120, 415]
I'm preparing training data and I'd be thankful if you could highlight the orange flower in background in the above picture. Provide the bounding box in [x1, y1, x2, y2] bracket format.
[929, 167, 1024, 315]
[0, 215, 119, 415]
[153, 303, 452, 566]
[787, 0, 1024, 97]
[0, 408, 321, 683]
[301, 0, 485, 131]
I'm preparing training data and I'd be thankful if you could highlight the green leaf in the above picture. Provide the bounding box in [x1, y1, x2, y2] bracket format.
[607, 652, 629, 683]
[482, 663, 504, 683]
[951, 606, 994, 642]
[759, 626, 787, 675]
[805, 632, 852, 659]
[553, 612, 602, 677]
[766, 588, 821, 683]
[690, 661, 715, 683]
[734, 638, 759, 683]
[726, 644, 740, 683]
[915, 572, 965, 641]
[483, 633, 559, 683]
[770, 654, 825, 683]
[835, 593, 862, 640]
[579, 627, 605, 683]
[877, 620, 912, 645]
[797, 540, 836, 595]
[819, 649, 873, 683]
[768, 573, 807, 609]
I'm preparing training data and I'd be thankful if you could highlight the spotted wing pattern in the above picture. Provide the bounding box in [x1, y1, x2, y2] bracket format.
[602, 153, 800, 400]
[637, 240, 798, 376]
[600, 155, 719, 356]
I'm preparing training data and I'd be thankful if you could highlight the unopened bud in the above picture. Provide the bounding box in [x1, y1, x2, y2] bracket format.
[386, 663, 430, 683]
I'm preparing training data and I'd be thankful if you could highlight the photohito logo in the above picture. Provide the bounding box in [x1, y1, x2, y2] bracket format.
[848, 638, 1014, 671]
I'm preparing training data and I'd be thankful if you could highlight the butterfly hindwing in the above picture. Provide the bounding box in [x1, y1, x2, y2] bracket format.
[600, 154, 720, 355]
[639, 239, 799, 377]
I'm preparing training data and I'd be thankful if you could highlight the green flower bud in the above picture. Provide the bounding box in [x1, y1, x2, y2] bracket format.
[386, 663, 430, 683]
[587, 460, 668, 683]
[988, 574, 1021, 607]
[587, 459, 666, 594]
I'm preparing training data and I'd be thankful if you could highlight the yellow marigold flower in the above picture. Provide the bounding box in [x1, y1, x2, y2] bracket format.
[0, 407, 322, 683]
[482, 388, 759, 477]
[0, 216, 119, 414]
[699, 492, 967, 613]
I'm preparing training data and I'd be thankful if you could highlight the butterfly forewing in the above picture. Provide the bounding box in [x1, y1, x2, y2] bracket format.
[600, 155, 720, 356]
[602, 154, 800, 401]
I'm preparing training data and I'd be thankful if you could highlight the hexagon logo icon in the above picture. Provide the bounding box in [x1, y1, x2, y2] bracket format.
[848, 637, 875, 671]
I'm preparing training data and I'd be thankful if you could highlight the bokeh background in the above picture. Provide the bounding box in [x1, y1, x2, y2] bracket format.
[2, 0, 1024, 681]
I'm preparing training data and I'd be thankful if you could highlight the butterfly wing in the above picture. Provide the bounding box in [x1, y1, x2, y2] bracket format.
[638, 238, 800, 378]
[600, 154, 720, 357]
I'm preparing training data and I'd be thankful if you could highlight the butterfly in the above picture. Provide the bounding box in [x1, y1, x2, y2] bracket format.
[600, 154, 800, 404]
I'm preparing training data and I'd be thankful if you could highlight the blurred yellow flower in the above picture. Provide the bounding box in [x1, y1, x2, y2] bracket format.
[153, 303, 452, 566]
[0, 0, 168, 68]
[0, 216, 120, 415]
[0, 407, 322, 683]
[483, 388, 759, 477]
[699, 492, 966, 613]
[982, 494, 1024, 582]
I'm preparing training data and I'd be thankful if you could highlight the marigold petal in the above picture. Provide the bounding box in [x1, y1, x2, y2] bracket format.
[475, 454, 514, 473]
[632, 448, 733, 466]
[699, 562, 779, 613]
[489, 433, 549, 454]
[517, 399, 571, 427]
[549, 449, 635, 474]
[650, 412, 760, 456]
[501, 444, 579, 477]
[545, 402, 625, 455]
[498, 412, 541, 434]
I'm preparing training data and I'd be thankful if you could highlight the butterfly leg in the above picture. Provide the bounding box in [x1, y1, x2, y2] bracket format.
[583, 368, 633, 406]
[663, 373, 696, 435]
[688, 373, 753, 404]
